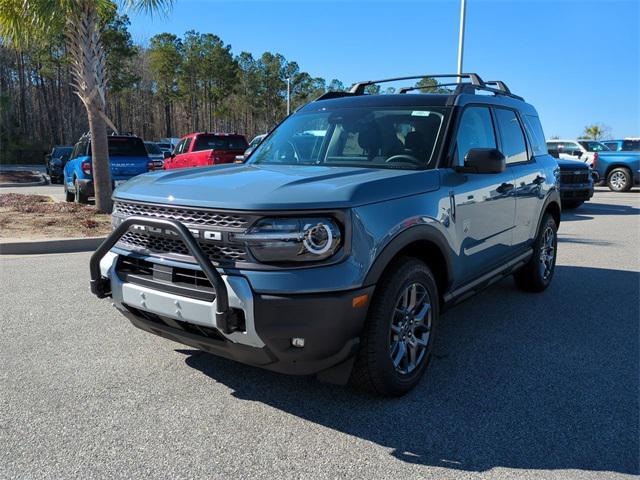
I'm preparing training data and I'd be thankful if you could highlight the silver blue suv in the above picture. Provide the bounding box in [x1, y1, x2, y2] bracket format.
[90, 74, 561, 396]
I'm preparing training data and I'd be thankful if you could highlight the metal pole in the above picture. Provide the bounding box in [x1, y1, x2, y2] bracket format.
[286, 78, 291, 115]
[456, 0, 467, 82]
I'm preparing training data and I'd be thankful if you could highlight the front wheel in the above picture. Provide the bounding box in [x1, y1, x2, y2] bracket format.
[351, 257, 438, 396]
[607, 167, 632, 192]
[514, 213, 558, 292]
[64, 181, 74, 202]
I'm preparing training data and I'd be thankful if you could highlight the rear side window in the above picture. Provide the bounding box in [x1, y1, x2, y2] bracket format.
[522, 115, 548, 155]
[107, 137, 147, 157]
[454, 106, 496, 166]
[193, 135, 249, 152]
[494, 109, 528, 164]
[622, 140, 640, 151]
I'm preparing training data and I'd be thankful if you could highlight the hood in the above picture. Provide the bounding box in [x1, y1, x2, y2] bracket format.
[114, 163, 439, 210]
[556, 158, 590, 169]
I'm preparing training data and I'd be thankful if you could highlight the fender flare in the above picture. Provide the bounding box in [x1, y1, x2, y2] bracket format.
[363, 224, 454, 288]
[537, 189, 561, 235]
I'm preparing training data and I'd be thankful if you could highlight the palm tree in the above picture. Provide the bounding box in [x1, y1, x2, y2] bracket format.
[582, 123, 611, 142]
[0, 0, 172, 213]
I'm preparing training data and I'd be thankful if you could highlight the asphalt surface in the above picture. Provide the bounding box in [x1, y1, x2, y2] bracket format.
[1, 189, 638, 480]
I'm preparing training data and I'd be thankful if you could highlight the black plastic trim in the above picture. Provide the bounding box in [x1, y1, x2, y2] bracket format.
[89, 215, 234, 333]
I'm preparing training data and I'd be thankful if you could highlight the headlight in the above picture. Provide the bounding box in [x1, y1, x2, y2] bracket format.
[232, 217, 342, 263]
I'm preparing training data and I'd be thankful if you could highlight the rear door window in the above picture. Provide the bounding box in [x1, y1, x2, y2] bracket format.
[522, 115, 548, 155]
[494, 108, 528, 164]
[622, 140, 640, 151]
[454, 106, 497, 166]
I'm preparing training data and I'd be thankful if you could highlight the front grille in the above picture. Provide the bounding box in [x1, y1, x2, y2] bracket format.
[560, 171, 590, 184]
[113, 201, 253, 229]
[118, 231, 247, 264]
[113, 200, 253, 264]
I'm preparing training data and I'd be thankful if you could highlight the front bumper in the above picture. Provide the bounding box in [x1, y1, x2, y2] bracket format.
[559, 183, 594, 202]
[92, 218, 372, 377]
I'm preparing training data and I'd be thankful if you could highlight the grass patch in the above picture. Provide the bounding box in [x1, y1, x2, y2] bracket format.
[0, 193, 111, 240]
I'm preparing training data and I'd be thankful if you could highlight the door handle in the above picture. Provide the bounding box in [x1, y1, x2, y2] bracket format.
[496, 182, 514, 194]
[533, 175, 546, 185]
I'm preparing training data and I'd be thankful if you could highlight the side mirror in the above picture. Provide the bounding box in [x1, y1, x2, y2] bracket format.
[458, 148, 506, 174]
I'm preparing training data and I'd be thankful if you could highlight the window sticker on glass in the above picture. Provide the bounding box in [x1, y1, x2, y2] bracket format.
[411, 111, 431, 117]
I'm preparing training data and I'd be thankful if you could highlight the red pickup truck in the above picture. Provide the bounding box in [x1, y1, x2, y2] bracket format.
[164, 132, 249, 170]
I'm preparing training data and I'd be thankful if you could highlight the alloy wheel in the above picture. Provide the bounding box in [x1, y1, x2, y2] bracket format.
[609, 171, 627, 190]
[389, 282, 432, 375]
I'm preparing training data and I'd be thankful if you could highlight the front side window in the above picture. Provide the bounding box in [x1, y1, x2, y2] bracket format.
[494, 108, 528, 164]
[249, 107, 446, 170]
[603, 142, 619, 151]
[454, 106, 496, 166]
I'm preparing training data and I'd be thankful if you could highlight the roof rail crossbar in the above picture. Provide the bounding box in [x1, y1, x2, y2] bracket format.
[398, 82, 462, 94]
[349, 73, 484, 95]
[485, 80, 511, 94]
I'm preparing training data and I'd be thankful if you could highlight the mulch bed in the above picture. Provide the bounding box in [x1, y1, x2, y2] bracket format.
[0, 193, 112, 239]
[0, 171, 42, 184]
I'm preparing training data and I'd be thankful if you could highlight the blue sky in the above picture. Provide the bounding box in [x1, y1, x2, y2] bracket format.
[128, 0, 639, 139]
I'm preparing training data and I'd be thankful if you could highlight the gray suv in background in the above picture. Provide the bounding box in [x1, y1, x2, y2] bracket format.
[91, 73, 561, 396]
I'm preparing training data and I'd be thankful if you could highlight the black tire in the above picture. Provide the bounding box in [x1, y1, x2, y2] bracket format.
[514, 213, 558, 292]
[74, 178, 89, 204]
[607, 167, 632, 192]
[64, 181, 74, 202]
[562, 200, 583, 209]
[351, 257, 439, 396]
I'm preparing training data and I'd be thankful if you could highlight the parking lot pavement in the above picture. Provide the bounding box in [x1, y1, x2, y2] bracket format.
[0, 190, 638, 480]
[0, 183, 67, 202]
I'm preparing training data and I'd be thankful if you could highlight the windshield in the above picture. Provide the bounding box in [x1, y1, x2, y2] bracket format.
[579, 141, 610, 152]
[53, 147, 72, 157]
[107, 137, 147, 157]
[248, 107, 446, 170]
[193, 135, 249, 151]
[144, 142, 162, 154]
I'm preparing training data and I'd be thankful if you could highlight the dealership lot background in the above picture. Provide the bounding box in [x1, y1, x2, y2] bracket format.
[1, 187, 637, 479]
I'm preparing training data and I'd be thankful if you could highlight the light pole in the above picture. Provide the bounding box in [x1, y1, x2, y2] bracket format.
[286, 77, 291, 115]
[456, 0, 467, 82]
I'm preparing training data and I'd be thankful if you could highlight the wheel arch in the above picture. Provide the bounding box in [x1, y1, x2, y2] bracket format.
[537, 191, 561, 234]
[604, 163, 632, 177]
[363, 225, 454, 305]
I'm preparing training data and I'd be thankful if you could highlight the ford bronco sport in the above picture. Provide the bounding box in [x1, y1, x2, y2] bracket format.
[90, 74, 561, 396]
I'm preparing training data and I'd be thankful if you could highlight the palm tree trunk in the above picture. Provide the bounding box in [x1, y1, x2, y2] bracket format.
[87, 105, 112, 212]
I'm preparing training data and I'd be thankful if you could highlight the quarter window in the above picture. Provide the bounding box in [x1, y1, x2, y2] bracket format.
[495, 109, 528, 164]
[454, 106, 496, 166]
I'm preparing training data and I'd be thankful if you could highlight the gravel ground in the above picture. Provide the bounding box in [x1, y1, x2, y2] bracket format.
[1, 188, 638, 480]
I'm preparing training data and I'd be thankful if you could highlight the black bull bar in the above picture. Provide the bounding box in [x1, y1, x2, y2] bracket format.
[89, 216, 235, 333]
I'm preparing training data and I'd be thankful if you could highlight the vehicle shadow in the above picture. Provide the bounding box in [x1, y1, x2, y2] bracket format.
[562, 201, 639, 222]
[179, 265, 639, 475]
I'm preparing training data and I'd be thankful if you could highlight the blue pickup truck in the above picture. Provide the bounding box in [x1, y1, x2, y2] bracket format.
[592, 151, 640, 192]
[64, 134, 151, 203]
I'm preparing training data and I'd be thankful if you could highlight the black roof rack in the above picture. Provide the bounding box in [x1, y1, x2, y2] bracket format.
[349, 73, 484, 95]
[315, 74, 524, 103]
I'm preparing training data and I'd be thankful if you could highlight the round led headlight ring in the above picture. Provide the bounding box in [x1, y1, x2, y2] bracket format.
[303, 223, 333, 255]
